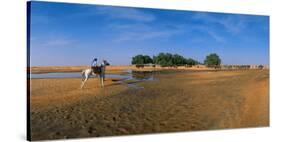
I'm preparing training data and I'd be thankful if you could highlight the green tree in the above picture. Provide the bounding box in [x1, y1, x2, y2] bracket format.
[153, 55, 157, 64]
[132, 55, 144, 64]
[172, 54, 187, 66]
[186, 58, 199, 65]
[132, 53, 200, 67]
[204, 53, 221, 67]
[143, 55, 153, 64]
[154, 53, 173, 67]
[131, 54, 153, 65]
[154, 53, 195, 67]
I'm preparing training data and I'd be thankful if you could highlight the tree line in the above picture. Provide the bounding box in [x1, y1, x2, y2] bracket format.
[131, 53, 221, 67]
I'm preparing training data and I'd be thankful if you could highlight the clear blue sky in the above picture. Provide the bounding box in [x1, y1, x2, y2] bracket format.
[29, 1, 269, 66]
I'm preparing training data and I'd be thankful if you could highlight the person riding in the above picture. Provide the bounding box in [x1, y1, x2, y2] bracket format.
[91, 58, 98, 67]
[91, 58, 101, 74]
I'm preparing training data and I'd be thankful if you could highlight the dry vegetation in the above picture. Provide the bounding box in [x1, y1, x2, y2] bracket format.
[29, 70, 269, 140]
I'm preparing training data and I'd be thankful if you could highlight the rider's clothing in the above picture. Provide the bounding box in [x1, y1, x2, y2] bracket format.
[91, 59, 98, 67]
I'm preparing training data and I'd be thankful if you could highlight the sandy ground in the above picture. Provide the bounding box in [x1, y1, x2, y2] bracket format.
[29, 70, 269, 140]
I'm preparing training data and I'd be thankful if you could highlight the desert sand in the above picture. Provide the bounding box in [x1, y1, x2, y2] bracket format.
[29, 69, 269, 140]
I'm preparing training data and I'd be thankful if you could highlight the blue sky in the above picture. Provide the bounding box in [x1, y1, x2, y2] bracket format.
[29, 1, 269, 66]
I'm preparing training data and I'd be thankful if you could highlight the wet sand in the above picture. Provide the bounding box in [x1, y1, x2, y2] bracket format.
[29, 70, 269, 140]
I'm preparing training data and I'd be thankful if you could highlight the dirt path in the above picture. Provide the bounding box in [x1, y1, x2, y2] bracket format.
[239, 71, 269, 127]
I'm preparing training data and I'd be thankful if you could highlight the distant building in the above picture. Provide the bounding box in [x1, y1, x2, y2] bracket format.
[263, 65, 269, 69]
[250, 65, 259, 69]
[220, 64, 269, 70]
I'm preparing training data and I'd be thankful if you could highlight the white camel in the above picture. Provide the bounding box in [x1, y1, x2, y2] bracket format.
[80, 60, 109, 89]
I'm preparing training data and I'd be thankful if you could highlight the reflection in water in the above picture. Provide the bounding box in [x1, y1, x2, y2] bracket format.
[29, 72, 130, 79]
[131, 71, 154, 81]
[121, 71, 154, 89]
[29, 70, 155, 81]
[29, 70, 155, 89]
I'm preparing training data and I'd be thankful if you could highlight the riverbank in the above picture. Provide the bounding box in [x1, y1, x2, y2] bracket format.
[28, 65, 216, 74]
[29, 70, 269, 140]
